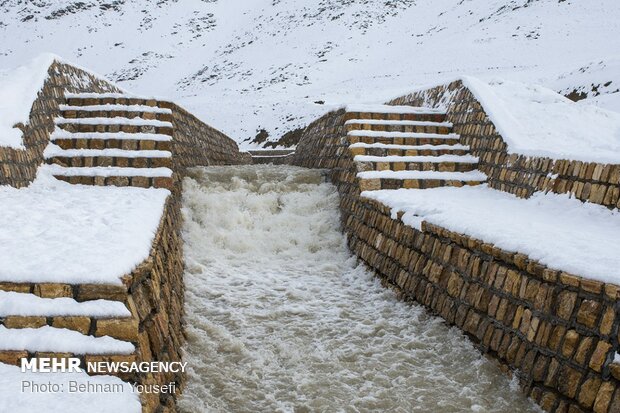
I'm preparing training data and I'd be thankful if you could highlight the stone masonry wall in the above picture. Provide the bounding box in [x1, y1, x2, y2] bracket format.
[164, 102, 252, 172]
[389, 80, 620, 209]
[292, 99, 620, 411]
[0, 61, 122, 187]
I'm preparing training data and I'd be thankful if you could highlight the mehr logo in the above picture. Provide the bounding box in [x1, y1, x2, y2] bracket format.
[21, 357, 188, 374]
[21, 358, 82, 373]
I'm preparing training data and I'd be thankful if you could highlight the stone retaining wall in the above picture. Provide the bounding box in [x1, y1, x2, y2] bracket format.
[291, 87, 620, 411]
[389, 81, 620, 209]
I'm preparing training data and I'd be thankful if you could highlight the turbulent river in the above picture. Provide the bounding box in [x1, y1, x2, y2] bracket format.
[177, 165, 538, 413]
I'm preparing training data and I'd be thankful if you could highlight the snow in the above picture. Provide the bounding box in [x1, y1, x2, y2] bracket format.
[363, 186, 620, 284]
[357, 170, 487, 181]
[462, 77, 620, 164]
[348, 130, 459, 139]
[44, 145, 171, 159]
[0, 291, 130, 318]
[56, 117, 172, 127]
[0, 363, 141, 413]
[51, 129, 172, 142]
[354, 154, 478, 163]
[346, 104, 446, 114]
[350, 142, 470, 151]
[345, 119, 453, 127]
[60, 104, 172, 114]
[64, 92, 136, 99]
[42, 164, 173, 178]
[0, 325, 134, 354]
[0, 174, 169, 285]
[0, 53, 57, 149]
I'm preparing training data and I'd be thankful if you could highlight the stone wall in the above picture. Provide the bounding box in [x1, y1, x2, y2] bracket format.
[389, 81, 620, 209]
[164, 102, 252, 171]
[0, 61, 122, 187]
[291, 90, 620, 411]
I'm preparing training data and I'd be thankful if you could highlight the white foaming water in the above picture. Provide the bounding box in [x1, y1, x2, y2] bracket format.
[178, 165, 539, 413]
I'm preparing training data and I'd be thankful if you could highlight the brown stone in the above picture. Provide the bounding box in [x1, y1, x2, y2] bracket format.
[558, 365, 582, 398]
[560, 272, 581, 288]
[3, 316, 47, 329]
[34, 283, 73, 298]
[576, 299, 601, 329]
[589, 341, 613, 372]
[0, 282, 31, 293]
[77, 284, 127, 301]
[556, 290, 578, 320]
[549, 325, 567, 351]
[600, 306, 615, 336]
[574, 336, 594, 366]
[0, 351, 28, 366]
[95, 318, 139, 341]
[562, 330, 580, 358]
[579, 376, 602, 409]
[592, 381, 615, 413]
[581, 278, 603, 294]
[52, 316, 91, 334]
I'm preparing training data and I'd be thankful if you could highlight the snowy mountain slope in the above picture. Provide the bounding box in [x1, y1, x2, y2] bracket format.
[0, 0, 619, 147]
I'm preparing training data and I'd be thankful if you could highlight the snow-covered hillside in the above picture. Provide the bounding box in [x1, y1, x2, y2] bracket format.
[1, 0, 619, 147]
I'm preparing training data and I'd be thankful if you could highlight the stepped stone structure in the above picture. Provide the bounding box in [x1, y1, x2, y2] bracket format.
[0, 59, 251, 412]
[291, 86, 620, 413]
[2, 58, 619, 413]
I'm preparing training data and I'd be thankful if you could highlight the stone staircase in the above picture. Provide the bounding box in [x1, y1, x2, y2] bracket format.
[0, 285, 140, 381]
[43, 93, 174, 189]
[345, 105, 487, 191]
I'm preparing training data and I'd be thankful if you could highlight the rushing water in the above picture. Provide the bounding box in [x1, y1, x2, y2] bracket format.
[178, 165, 539, 413]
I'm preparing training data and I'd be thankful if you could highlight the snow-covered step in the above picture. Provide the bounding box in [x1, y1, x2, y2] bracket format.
[345, 104, 446, 122]
[354, 154, 479, 173]
[357, 170, 487, 191]
[60, 104, 173, 122]
[55, 116, 173, 135]
[348, 130, 461, 146]
[346, 104, 447, 114]
[65, 92, 166, 108]
[45, 145, 172, 169]
[43, 164, 174, 189]
[345, 119, 452, 134]
[51, 131, 172, 151]
[0, 291, 130, 318]
[0, 314, 137, 342]
[350, 142, 470, 157]
[0, 325, 134, 355]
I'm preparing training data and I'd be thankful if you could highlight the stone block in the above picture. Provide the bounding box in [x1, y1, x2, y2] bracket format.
[0, 351, 28, 366]
[589, 341, 612, 373]
[3, 316, 47, 329]
[52, 316, 91, 334]
[556, 290, 577, 320]
[576, 300, 601, 329]
[592, 381, 615, 413]
[34, 283, 73, 298]
[95, 318, 139, 341]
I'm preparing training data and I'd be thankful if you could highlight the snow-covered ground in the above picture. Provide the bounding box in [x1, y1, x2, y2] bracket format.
[178, 164, 539, 412]
[463, 77, 620, 163]
[0, 0, 618, 146]
[0, 363, 141, 413]
[0, 54, 56, 148]
[363, 186, 620, 284]
[0, 173, 168, 285]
